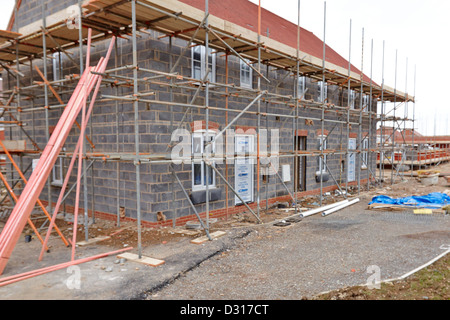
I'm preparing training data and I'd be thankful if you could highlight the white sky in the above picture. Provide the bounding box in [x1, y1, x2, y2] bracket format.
[1, 0, 449, 136]
[247, 0, 450, 136]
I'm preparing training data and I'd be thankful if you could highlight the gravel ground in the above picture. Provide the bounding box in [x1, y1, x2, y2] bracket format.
[1, 173, 449, 301]
[147, 196, 450, 300]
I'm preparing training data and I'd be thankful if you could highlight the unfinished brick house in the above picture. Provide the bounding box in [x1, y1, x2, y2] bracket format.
[0, 0, 413, 241]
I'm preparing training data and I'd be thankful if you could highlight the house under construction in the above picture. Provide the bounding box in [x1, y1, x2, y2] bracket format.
[0, 0, 416, 262]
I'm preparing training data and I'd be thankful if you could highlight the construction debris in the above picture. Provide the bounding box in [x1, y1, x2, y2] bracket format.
[273, 220, 291, 227]
[369, 192, 450, 210]
[321, 198, 360, 217]
[299, 199, 350, 218]
[417, 170, 440, 186]
[285, 216, 302, 223]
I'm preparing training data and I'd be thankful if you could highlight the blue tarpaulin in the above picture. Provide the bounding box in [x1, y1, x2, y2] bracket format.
[369, 192, 450, 209]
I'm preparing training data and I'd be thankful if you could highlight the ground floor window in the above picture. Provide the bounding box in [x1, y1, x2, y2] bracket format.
[318, 135, 328, 173]
[52, 157, 64, 187]
[362, 138, 369, 169]
[192, 131, 216, 191]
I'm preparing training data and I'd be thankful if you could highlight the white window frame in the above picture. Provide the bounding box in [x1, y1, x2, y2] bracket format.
[192, 130, 216, 191]
[52, 52, 62, 82]
[318, 135, 328, 173]
[191, 45, 216, 84]
[363, 94, 370, 112]
[317, 81, 328, 103]
[361, 137, 369, 169]
[52, 156, 64, 187]
[240, 59, 253, 89]
[297, 76, 306, 99]
[0, 114, 4, 134]
[349, 89, 356, 109]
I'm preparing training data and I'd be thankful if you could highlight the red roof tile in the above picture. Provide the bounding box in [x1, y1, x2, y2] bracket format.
[180, 0, 371, 83]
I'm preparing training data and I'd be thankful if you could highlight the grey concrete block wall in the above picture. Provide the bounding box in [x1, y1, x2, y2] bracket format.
[11, 0, 80, 32]
[2, 6, 378, 223]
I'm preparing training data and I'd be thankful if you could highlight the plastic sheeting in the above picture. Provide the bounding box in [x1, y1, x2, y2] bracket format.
[369, 192, 450, 209]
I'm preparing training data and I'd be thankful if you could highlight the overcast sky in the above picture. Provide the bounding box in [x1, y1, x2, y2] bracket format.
[247, 0, 450, 136]
[1, 0, 449, 136]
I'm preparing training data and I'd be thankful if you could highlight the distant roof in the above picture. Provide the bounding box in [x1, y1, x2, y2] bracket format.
[404, 136, 450, 144]
[376, 128, 450, 144]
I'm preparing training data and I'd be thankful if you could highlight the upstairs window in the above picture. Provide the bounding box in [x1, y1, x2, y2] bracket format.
[191, 45, 216, 84]
[349, 89, 356, 109]
[52, 52, 62, 83]
[240, 59, 253, 89]
[297, 76, 306, 99]
[363, 94, 370, 112]
[317, 81, 327, 103]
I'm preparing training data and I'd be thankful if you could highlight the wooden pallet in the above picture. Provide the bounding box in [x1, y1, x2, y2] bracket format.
[76, 235, 111, 247]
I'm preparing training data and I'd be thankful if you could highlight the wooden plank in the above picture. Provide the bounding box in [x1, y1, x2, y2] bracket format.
[370, 204, 446, 214]
[413, 209, 433, 215]
[0, 30, 22, 41]
[191, 231, 226, 245]
[76, 235, 111, 246]
[117, 252, 165, 267]
[368, 204, 407, 211]
[368, 203, 406, 209]
[172, 228, 201, 236]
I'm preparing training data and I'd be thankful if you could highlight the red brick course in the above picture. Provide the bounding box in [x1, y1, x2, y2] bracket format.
[42, 179, 369, 229]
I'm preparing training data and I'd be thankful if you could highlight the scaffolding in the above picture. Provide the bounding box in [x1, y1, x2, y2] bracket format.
[0, 0, 417, 260]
